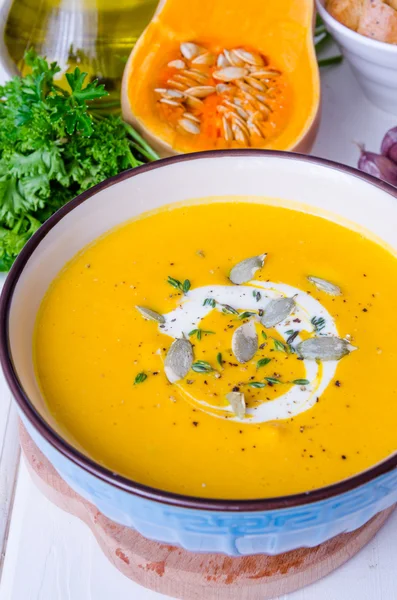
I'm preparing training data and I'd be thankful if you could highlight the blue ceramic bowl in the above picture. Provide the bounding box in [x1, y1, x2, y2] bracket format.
[2, 151, 397, 557]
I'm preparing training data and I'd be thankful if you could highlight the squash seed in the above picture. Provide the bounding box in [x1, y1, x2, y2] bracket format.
[232, 321, 258, 363]
[247, 120, 263, 137]
[183, 112, 201, 123]
[213, 67, 248, 82]
[192, 52, 215, 66]
[185, 95, 204, 109]
[216, 83, 232, 94]
[233, 48, 265, 66]
[168, 59, 186, 69]
[226, 392, 246, 419]
[225, 49, 245, 67]
[261, 297, 296, 328]
[229, 253, 266, 284]
[160, 89, 185, 99]
[222, 116, 233, 142]
[180, 42, 202, 60]
[185, 85, 216, 98]
[245, 76, 267, 92]
[296, 337, 356, 361]
[165, 338, 194, 383]
[307, 276, 342, 296]
[160, 98, 182, 107]
[250, 69, 281, 79]
[136, 306, 165, 324]
[173, 73, 198, 87]
[167, 79, 188, 91]
[232, 122, 250, 144]
[178, 117, 200, 134]
[182, 69, 208, 84]
[217, 53, 231, 67]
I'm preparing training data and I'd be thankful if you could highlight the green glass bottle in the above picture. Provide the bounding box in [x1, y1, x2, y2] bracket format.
[0, 0, 157, 102]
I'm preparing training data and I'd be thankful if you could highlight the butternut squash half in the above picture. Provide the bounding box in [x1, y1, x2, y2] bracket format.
[122, 0, 320, 156]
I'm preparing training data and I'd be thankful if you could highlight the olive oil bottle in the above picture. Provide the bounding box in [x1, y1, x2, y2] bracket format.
[0, 0, 157, 102]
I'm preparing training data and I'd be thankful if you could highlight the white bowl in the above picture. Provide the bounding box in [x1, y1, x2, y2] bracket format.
[316, 0, 397, 115]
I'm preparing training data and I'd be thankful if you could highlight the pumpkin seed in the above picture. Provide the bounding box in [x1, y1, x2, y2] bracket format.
[250, 69, 281, 79]
[217, 53, 231, 67]
[213, 67, 248, 82]
[185, 85, 215, 98]
[226, 392, 246, 419]
[296, 337, 357, 361]
[160, 98, 182, 107]
[232, 321, 258, 363]
[178, 118, 200, 134]
[173, 73, 198, 87]
[180, 42, 202, 60]
[192, 52, 215, 66]
[247, 120, 263, 137]
[183, 112, 201, 123]
[168, 59, 186, 69]
[167, 79, 187, 91]
[307, 276, 342, 296]
[245, 76, 267, 92]
[182, 69, 208, 84]
[164, 338, 194, 383]
[222, 116, 233, 142]
[160, 89, 185, 99]
[136, 306, 165, 324]
[232, 122, 250, 145]
[185, 95, 204, 109]
[229, 253, 266, 284]
[261, 297, 296, 328]
[225, 49, 245, 67]
[233, 48, 264, 66]
[216, 83, 231, 94]
[230, 112, 250, 134]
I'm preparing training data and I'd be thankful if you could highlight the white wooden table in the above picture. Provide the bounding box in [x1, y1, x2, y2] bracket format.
[0, 59, 396, 600]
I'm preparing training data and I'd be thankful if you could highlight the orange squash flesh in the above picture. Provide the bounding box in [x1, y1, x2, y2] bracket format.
[122, 0, 320, 156]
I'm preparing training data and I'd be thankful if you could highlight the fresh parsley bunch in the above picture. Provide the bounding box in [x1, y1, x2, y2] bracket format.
[0, 50, 158, 270]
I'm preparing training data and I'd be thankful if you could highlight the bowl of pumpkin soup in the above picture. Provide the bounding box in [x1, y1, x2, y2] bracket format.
[2, 150, 397, 556]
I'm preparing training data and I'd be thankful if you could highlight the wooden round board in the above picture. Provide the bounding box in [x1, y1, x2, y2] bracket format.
[19, 423, 394, 600]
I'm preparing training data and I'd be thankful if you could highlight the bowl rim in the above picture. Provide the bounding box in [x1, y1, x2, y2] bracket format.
[2, 148, 397, 512]
[315, 0, 397, 54]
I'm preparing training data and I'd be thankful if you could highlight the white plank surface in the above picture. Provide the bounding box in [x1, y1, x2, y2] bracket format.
[0, 59, 397, 600]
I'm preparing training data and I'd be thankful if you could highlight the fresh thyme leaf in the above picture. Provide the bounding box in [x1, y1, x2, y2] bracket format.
[167, 276, 190, 294]
[221, 304, 239, 315]
[311, 316, 326, 333]
[238, 311, 256, 320]
[257, 357, 271, 369]
[191, 360, 214, 373]
[273, 338, 287, 353]
[286, 331, 299, 344]
[292, 379, 310, 386]
[265, 377, 281, 384]
[285, 329, 294, 336]
[134, 372, 147, 385]
[216, 352, 223, 368]
[252, 290, 261, 302]
[248, 381, 266, 388]
[189, 328, 215, 341]
[203, 298, 216, 308]
[261, 331, 267, 340]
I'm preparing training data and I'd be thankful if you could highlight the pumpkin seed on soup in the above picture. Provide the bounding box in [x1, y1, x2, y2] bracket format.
[229, 253, 266, 284]
[164, 338, 194, 383]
